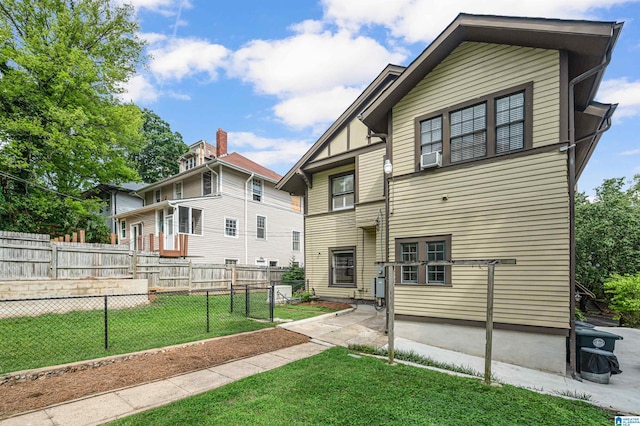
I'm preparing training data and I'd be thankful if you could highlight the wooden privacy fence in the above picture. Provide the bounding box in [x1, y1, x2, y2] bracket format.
[0, 231, 287, 288]
[137, 256, 285, 290]
[0, 231, 131, 280]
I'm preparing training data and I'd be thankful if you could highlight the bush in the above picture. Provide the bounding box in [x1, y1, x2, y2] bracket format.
[282, 256, 305, 282]
[575, 308, 586, 322]
[604, 273, 640, 327]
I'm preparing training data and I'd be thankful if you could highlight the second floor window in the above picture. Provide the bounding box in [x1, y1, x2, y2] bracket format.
[175, 182, 183, 200]
[155, 189, 161, 203]
[450, 103, 487, 163]
[184, 157, 196, 170]
[203, 171, 214, 196]
[416, 83, 531, 170]
[252, 178, 263, 202]
[331, 173, 354, 211]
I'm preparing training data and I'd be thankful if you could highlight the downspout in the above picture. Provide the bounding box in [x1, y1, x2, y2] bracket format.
[244, 172, 255, 265]
[566, 28, 617, 378]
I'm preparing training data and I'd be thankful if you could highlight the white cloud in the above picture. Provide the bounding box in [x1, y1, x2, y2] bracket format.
[228, 29, 405, 130]
[598, 78, 640, 119]
[321, 0, 640, 43]
[273, 86, 364, 129]
[167, 91, 191, 101]
[228, 132, 313, 168]
[289, 19, 325, 34]
[230, 30, 406, 97]
[118, 74, 159, 104]
[620, 148, 640, 156]
[123, 0, 191, 16]
[139, 32, 168, 45]
[149, 37, 230, 81]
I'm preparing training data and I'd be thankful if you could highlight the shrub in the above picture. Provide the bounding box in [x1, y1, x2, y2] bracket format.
[575, 308, 586, 322]
[604, 273, 640, 327]
[282, 256, 305, 282]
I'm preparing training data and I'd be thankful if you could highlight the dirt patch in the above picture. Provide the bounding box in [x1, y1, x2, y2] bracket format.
[0, 328, 309, 420]
[298, 301, 353, 311]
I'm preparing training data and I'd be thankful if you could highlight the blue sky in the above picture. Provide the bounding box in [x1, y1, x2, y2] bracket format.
[121, 0, 640, 196]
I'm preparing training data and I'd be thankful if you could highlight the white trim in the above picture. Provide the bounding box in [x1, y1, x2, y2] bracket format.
[177, 205, 204, 236]
[224, 258, 239, 265]
[224, 217, 239, 238]
[256, 214, 267, 240]
[292, 230, 301, 252]
[252, 177, 263, 202]
[154, 189, 162, 203]
[174, 181, 183, 200]
[255, 257, 267, 266]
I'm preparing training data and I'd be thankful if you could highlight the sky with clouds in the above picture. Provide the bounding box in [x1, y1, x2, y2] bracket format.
[121, 0, 640, 195]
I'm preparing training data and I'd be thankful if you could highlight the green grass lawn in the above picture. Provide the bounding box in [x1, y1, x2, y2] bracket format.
[0, 294, 337, 374]
[110, 347, 613, 426]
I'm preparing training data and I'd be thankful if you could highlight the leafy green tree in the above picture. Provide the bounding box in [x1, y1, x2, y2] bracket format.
[282, 256, 305, 282]
[576, 176, 640, 298]
[605, 273, 640, 327]
[0, 0, 146, 239]
[131, 109, 188, 183]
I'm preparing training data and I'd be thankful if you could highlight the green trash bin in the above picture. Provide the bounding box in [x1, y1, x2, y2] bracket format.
[575, 327, 623, 371]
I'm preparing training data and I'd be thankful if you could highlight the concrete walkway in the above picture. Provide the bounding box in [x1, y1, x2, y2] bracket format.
[0, 342, 330, 426]
[3, 304, 638, 424]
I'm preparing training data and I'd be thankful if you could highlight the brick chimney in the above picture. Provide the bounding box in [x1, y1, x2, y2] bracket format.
[216, 128, 228, 157]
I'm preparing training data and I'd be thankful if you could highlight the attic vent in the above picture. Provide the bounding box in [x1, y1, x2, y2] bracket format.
[420, 152, 442, 169]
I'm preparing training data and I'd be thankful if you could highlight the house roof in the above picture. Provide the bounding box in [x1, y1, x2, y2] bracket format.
[276, 64, 405, 195]
[220, 153, 282, 182]
[138, 151, 282, 193]
[361, 13, 622, 133]
[83, 182, 146, 197]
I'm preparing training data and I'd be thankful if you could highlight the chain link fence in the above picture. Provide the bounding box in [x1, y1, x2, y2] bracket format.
[0, 288, 276, 375]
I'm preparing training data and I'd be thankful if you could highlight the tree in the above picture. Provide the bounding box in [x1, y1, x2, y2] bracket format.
[576, 176, 640, 298]
[0, 0, 146, 239]
[131, 109, 188, 183]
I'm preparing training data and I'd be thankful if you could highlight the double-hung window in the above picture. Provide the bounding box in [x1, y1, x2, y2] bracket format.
[120, 220, 126, 239]
[450, 103, 487, 163]
[331, 173, 354, 211]
[330, 247, 356, 287]
[252, 178, 263, 202]
[292, 231, 301, 251]
[203, 171, 215, 196]
[174, 182, 183, 200]
[416, 83, 531, 169]
[396, 235, 451, 285]
[496, 91, 525, 154]
[256, 215, 266, 240]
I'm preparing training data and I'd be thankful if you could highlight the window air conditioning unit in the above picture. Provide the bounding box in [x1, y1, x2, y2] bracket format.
[420, 151, 442, 169]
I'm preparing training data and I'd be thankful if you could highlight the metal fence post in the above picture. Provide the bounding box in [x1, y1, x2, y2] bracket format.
[245, 285, 250, 318]
[269, 286, 274, 322]
[206, 291, 210, 333]
[104, 295, 109, 350]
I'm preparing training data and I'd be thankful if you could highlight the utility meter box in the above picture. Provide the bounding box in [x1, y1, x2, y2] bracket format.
[371, 277, 385, 298]
[376, 266, 386, 278]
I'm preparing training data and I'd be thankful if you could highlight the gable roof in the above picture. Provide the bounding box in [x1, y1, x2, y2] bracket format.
[276, 64, 405, 194]
[220, 152, 282, 182]
[361, 13, 622, 133]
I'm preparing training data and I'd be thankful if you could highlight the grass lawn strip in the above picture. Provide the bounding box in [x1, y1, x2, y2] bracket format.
[0, 295, 345, 374]
[110, 347, 613, 426]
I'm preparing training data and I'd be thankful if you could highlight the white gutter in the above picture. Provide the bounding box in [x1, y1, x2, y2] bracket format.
[244, 172, 255, 264]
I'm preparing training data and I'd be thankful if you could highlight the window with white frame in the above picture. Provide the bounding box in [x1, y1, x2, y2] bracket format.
[184, 156, 196, 170]
[155, 189, 161, 203]
[178, 206, 203, 235]
[174, 182, 183, 199]
[420, 116, 443, 156]
[156, 209, 164, 234]
[269, 260, 278, 267]
[225, 259, 238, 266]
[120, 220, 126, 238]
[203, 171, 214, 196]
[252, 178, 263, 202]
[256, 215, 266, 240]
[331, 173, 355, 211]
[292, 231, 300, 251]
[225, 218, 238, 237]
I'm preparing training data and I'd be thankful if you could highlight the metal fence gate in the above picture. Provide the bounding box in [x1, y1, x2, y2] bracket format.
[230, 284, 274, 322]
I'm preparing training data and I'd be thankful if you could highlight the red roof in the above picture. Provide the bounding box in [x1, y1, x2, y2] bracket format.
[221, 152, 282, 182]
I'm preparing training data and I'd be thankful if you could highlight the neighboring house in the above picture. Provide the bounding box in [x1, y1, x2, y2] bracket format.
[84, 182, 145, 234]
[116, 129, 304, 266]
[277, 14, 621, 374]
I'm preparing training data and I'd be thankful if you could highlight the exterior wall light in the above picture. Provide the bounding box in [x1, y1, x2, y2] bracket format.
[383, 159, 393, 175]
